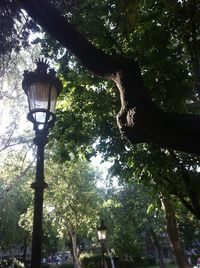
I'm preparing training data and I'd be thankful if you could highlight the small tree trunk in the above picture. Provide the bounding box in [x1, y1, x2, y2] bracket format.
[22, 238, 27, 264]
[150, 228, 165, 268]
[107, 248, 115, 268]
[70, 230, 82, 268]
[162, 197, 190, 268]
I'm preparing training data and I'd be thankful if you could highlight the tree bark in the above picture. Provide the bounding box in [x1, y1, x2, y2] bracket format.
[161, 197, 190, 268]
[17, 0, 200, 155]
[22, 238, 27, 264]
[107, 248, 115, 268]
[150, 228, 165, 268]
[70, 230, 82, 268]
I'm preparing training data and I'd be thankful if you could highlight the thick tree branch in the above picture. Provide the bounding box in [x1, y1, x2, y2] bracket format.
[18, 0, 120, 77]
[18, 0, 200, 155]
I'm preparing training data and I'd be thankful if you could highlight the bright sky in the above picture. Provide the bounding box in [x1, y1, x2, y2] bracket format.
[91, 154, 119, 188]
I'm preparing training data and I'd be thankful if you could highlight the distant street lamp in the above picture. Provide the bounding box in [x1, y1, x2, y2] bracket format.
[97, 220, 107, 268]
[22, 58, 62, 268]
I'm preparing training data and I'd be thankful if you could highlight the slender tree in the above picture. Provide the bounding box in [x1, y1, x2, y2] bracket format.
[45, 160, 101, 268]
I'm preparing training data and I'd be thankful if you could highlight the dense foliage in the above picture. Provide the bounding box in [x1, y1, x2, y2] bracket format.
[1, 1, 200, 267]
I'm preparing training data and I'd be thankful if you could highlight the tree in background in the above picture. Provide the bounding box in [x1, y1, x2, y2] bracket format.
[101, 184, 166, 266]
[45, 159, 101, 268]
[0, 164, 33, 262]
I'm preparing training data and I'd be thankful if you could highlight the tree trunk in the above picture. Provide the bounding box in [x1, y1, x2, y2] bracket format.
[107, 248, 115, 268]
[161, 197, 190, 268]
[22, 238, 27, 264]
[150, 228, 165, 268]
[70, 230, 82, 268]
[22, 243, 27, 267]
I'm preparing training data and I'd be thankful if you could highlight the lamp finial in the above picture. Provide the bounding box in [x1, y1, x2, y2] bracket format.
[35, 58, 49, 74]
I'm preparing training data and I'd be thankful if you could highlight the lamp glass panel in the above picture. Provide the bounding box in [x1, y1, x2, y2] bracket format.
[97, 229, 106, 241]
[34, 112, 47, 124]
[49, 85, 58, 113]
[27, 82, 58, 123]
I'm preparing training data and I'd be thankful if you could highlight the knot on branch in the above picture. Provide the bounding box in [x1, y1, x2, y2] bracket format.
[117, 108, 136, 130]
[127, 108, 136, 127]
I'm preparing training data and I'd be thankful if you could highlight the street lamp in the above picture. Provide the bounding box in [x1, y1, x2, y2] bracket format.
[22, 58, 62, 268]
[97, 220, 107, 268]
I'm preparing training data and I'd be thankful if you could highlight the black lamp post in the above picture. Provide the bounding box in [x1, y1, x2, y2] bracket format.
[97, 220, 107, 268]
[22, 58, 62, 268]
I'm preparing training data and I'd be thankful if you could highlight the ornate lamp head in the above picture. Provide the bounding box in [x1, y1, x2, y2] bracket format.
[22, 58, 62, 131]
